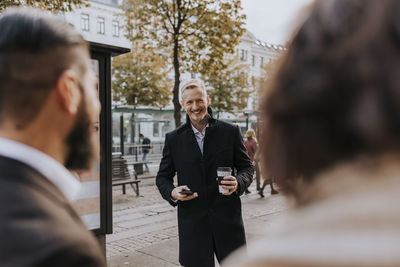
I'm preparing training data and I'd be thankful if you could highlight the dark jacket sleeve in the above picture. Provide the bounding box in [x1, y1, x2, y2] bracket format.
[156, 134, 177, 207]
[233, 126, 254, 195]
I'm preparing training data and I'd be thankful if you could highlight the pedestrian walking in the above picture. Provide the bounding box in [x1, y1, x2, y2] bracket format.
[225, 0, 400, 266]
[254, 150, 278, 198]
[0, 8, 105, 266]
[244, 129, 259, 191]
[139, 133, 151, 172]
[156, 79, 254, 267]
[244, 129, 278, 197]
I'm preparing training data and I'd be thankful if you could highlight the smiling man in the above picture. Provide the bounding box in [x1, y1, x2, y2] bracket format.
[156, 79, 253, 267]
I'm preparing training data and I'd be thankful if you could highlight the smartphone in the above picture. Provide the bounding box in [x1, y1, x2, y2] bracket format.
[180, 190, 194, 195]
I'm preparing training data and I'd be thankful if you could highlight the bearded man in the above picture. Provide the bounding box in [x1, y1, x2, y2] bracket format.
[0, 8, 105, 266]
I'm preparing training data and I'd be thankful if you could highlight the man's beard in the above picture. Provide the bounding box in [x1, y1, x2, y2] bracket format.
[64, 93, 96, 170]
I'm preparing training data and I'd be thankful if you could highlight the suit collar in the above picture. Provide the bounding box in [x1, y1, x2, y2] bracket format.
[191, 123, 209, 136]
[0, 137, 81, 201]
[0, 155, 71, 206]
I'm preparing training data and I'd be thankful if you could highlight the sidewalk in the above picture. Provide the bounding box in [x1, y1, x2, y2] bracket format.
[107, 166, 288, 266]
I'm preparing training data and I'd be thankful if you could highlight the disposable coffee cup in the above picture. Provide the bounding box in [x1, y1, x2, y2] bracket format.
[217, 167, 232, 194]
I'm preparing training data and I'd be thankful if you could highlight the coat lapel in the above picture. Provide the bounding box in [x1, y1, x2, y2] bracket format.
[203, 108, 217, 156]
[203, 122, 217, 156]
[186, 126, 203, 159]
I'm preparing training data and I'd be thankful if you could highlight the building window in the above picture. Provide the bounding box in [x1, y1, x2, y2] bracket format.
[112, 20, 119, 37]
[153, 122, 159, 137]
[162, 122, 170, 137]
[81, 14, 89, 31]
[261, 56, 264, 66]
[97, 17, 105, 35]
[252, 55, 255, 66]
[240, 49, 245, 60]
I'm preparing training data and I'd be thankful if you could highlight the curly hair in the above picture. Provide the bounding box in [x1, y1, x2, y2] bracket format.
[260, 0, 400, 198]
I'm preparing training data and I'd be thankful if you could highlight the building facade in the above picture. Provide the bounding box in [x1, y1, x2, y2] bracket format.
[222, 31, 285, 125]
[64, 0, 130, 49]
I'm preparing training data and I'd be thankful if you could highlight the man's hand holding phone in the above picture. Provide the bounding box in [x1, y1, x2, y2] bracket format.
[171, 185, 198, 201]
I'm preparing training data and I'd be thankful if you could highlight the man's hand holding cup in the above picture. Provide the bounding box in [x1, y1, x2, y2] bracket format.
[217, 167, 238, 195]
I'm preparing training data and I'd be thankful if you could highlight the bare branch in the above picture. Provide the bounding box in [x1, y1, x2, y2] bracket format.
[161, 0, 175, 29]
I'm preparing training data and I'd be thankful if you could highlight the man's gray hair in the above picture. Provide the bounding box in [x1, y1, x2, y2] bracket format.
[179, 79, 207, 102]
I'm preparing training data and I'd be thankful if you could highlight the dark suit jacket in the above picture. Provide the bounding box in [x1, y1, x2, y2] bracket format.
[156, 109, 254, 267]
[0, 156, 106, 267]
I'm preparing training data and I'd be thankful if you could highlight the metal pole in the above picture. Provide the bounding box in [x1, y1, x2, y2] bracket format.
[120, 112, 124, 155]
[133, 100, 137, 144]
[135, 122, 140, 161]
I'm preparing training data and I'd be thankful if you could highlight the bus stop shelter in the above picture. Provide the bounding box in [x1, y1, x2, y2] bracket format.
[72, 42, 129, 252]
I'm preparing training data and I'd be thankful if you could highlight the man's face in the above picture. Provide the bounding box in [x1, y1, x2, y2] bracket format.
[65, 60, 101, 170]
[181, 86, 209, 124]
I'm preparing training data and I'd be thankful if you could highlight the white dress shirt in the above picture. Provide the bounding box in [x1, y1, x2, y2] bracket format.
[0, 137, 81, 201]
[191, 123, 209, 154]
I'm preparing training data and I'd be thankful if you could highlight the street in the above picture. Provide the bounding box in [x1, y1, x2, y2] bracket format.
[107, 166, 288, 266]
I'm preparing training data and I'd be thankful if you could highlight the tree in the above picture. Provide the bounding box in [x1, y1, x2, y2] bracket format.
[203, 57, 252, 116]
[112, 44, 171, 107]
[0, 0, 88, 12]
[122, 0, 246, 127]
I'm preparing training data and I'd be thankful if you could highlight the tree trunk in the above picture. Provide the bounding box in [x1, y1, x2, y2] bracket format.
[172, 35, 181, 128]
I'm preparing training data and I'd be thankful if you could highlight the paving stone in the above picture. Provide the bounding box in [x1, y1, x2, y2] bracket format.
[107, 177, 288, 265]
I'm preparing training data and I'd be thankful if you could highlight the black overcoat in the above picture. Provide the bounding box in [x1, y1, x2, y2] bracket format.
[156, 109, 254, 267]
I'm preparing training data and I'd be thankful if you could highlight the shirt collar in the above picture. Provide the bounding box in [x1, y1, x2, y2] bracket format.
[0, 137, 81, 201]
[191, 123, 209, 136]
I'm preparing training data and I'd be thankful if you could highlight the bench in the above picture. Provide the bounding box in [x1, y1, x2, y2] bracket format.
[112, 158, 140, 196]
